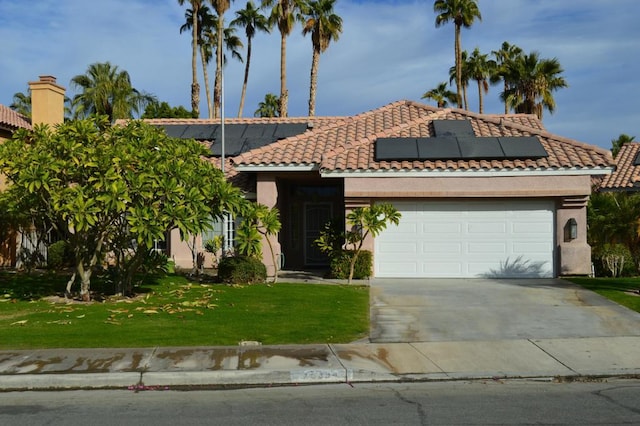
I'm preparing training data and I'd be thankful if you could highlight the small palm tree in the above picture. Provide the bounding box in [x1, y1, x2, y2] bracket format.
[10, 91, 31, 117]
[254, 93, 280, 117]
[71, 62, 156, 122]
[421, 82, 457, 108]
[232, 1, 270, 117]
[261, 0, 306, 117]
[301, 0, 343, 117]
[503, 51, 568, 120]
[466, 47, 495, 113]
[611, 134, 636, 158]
[434, 0, 482, 109]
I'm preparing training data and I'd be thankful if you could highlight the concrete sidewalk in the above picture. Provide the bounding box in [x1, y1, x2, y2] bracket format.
[2, 337, 639, 390]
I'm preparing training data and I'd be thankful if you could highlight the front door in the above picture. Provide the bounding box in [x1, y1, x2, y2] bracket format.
[304, 202, 333, 266]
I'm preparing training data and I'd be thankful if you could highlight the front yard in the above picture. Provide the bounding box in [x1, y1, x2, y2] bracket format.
[0, 272, 369, 349]
[565, 277, 640, 313]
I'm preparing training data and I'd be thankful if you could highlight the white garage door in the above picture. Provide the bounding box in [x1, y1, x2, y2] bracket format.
[375, 200, 555, 278]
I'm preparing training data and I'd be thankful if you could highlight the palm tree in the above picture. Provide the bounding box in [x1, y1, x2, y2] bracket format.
[503, 51, 568, 120]
[181, 5, 217, 118]
[611, 134, 636, 158]
[301, 0, 342, 117]
[209, 21, 244, 117]
[421, 82, 457, 108]
[71, 62, 156, 122]
[254, 93, 280, 117]
[466, 47, 495, 113]
[232, 1, 270, 117]
[448, 49, 470, 110]
[177, 0, 203, 117]
[491, 41, 523, 114]
[434, 0, 482, 109]
[211, 0, 232, 121]
[10, 91, 31, 117]
[261, 0, 306, 117]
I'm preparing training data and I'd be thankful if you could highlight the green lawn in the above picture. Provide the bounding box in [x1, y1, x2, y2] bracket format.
[0, 272, 369, 349]
[566, 277, 640, 313]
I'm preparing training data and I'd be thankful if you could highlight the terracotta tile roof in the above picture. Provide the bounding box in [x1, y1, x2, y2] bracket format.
[599, 143, 640, 190]
[234, 100, 614, 173]
[0, 104, 31, 131]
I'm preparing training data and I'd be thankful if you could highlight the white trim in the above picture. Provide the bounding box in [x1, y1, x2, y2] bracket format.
[235, 164, 317, 172]
[321, 167, 614, 178]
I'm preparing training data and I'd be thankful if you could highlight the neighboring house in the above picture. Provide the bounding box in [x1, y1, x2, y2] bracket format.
[599, 142, 640, 192]
[149, 101, 614, 278]
[0, 76, 65, 267]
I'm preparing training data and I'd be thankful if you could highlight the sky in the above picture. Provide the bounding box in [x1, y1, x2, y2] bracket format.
[1, 0, 639, 150]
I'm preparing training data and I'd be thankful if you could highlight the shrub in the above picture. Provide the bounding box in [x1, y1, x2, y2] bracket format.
[47, 240, 71, 269]
[596, 244, 635, 277]
[218, 256, 267, 284]
[329, 250, 372, 280]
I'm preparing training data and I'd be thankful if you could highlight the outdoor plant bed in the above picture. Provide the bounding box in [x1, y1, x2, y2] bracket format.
[0, 273, 369, 349]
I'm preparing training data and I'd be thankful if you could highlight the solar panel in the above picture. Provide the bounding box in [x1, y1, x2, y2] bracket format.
[273, 123, 308, 139]
[417, 137, 461, 160]
[498, 137, 548, 159]
[375, 138, 419, 161]
[159, 125, 188, 138]
[458, 136, 505, 159]
[432, 120, 475, 137]
[181, 124, 217, 140]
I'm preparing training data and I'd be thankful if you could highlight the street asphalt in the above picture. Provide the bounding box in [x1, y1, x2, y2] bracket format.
[1, 277, 639, 391]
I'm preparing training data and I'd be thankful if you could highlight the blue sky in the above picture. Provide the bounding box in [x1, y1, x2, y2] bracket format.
[1, 0, 638, 150]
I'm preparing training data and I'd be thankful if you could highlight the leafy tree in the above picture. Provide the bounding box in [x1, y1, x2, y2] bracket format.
[434, 0, 482, 109]
[177, 0, 204, 116]
[491, 41, 523, 114]
[236, 203, 281, 281]
[0, 116, 243, 299]
[465, 47, 496, 113]
[71, 62, 156, 122]
[254, 93, 280, 117]
[422, 81, 457, 108]
[301, 0, 343, 117]
[261, 0, 306, 117]
[611, 134, 636, 158]
[232, 1, 271, 117]
[317, 203, 401, 283]
[502, 51, 567, 120]
[142, 101, 197, 118]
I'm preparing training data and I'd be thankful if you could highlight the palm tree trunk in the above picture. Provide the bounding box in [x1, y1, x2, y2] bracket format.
[201, 45, 214, 119]
[238, 38, 252, 118]
[308, 48, 320, 117]
[503, 81, 508, 114]
[477, 80, 483, 113]
[214, 15, 224, 119]
[280, 33, 288, 117]
[454, 24, 462, 109]
[191, 9, 200, 117]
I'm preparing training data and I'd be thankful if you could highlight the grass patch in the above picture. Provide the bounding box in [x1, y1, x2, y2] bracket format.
[566, 277, 640, 313]
[0, 273, 369, 349]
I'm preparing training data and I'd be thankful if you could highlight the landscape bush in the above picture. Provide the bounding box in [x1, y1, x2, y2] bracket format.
[217, 256, 267, 284]
[329, 250, 372, 280]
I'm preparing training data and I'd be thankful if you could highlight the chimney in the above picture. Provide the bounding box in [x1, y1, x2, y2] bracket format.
[28, 75, 65, 126]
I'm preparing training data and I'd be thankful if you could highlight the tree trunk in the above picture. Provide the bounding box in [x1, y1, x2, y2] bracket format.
[238, 38, 252, 118]
[201, 45, 214, 119]
[308, 48, 320, 117]
[279, 33, 288, 117]
[214, 14, 224, 120]
[477, 80, 483, 113]
[191, 8, 200, 117]
[454, 24, 462, 109]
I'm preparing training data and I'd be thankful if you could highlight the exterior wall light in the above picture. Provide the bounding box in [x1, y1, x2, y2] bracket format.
[564, 218, 578, 242]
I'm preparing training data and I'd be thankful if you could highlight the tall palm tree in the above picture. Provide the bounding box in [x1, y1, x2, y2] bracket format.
[232, 1, 270, 117]
[210, 21, 244, 117]
[301, 0, 342, 117]
[177, 0, 203, 117]
[465, 47, 495, 114]
[10, 91, 31, 117]
[448, 49, 470, 110]
[421, 82, 457, 108]
[71, 62, 155, 122]
[491, 41, 523, 114]
[434, 0, 481, 109]
[261, 0, 306, 117]
[181, 5, 217, 118]
[254, 93, 280, 117]
[503, 51, 568, 120]
[211, 0, 232, 121]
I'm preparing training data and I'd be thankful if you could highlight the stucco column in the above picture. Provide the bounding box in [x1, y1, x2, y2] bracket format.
[256, 174, 281, 278]
[557, 196, 592, 276]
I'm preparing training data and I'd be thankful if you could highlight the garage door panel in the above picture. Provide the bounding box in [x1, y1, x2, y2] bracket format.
[375, 200, 555, 278]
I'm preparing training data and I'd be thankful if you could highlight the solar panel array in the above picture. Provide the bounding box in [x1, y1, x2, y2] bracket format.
[375, 120, 548, 161]
[157, 123, 309, 156]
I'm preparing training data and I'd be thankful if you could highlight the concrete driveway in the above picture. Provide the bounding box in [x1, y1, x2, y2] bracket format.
[370, 278, 640, 343]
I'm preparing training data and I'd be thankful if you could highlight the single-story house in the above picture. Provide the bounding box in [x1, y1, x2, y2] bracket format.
[599, 142, 640, 192]
[149, 101, 614, 278]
